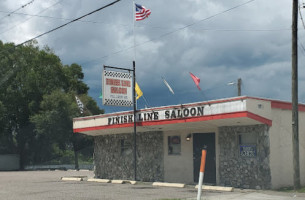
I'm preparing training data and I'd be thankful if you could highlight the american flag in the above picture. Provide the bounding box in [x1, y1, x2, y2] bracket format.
[135, 3, 151, 21]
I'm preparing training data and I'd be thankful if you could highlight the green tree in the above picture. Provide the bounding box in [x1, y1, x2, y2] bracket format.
[0, 40, 103, 169]
[30, 62, 103, 168]
[31, 91, 102, 169]
[63, 63, 89, 94]
[0, 41, 66, 168]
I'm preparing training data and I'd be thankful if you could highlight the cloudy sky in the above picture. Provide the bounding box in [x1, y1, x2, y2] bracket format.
[0, 0, 304, 113]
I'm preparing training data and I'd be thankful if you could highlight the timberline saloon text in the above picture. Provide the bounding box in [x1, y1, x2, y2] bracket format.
[108, 106, 204, 125]
[106, 78, 131, 95]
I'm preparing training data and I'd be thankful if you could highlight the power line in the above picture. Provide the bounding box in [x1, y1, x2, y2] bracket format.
[0, 0, 64, 37]
[0, 0, 121, 87]
[6, 0, 256, 64]
[1, 0, 259, 40]
[17, 0, 121, 46]
[297, 3, 305, 57]
[0, 10, 113, 25]
[161, 0, 256, 34]
[193, 28, 291, 32]
[0, 9, 174, 31]
[1, 10, 288, 34]
[0, 0, 35, 22]
[80, 0, 257, 65]
[299, 3, 305, 30]
[298, 43, 305, 57]
[137, 0, 256, 42]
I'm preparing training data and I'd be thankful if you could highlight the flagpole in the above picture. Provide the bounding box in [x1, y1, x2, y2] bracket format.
[133, 0, 136, 61]
[132, 1, 137, 181]
[132, 2, 151, 181]
[133, 1, 137, 110]
[133, 61, 137, 181]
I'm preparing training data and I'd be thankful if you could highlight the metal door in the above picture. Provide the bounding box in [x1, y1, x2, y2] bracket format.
[193, 133, 216, 184]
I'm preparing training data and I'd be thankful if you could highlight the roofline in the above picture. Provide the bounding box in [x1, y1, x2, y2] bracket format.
[73, 96, 305, 122]
[74, 96, 249, 122]
[73, 111, 272, 134]
[248, 96, 305, 111]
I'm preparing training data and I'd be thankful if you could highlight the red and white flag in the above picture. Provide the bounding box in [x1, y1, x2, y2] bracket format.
[189, 72, 201, 90]
[135, 3, 151, 21]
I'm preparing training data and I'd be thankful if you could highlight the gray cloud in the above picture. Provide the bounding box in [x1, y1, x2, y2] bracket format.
[0, 0, 302, 113]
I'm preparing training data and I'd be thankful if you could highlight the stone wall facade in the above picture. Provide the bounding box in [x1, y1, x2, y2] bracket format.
[218, 125, 271, 189]
[94, 131, 164, 182]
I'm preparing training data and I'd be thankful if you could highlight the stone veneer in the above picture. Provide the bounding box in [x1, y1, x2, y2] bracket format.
[218, 125, 271, 189]
[94, 131, 164, 182]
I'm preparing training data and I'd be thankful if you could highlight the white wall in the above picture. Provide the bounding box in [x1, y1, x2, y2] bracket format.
[299, 111, 305, 186]
[163, 130, 194, 184]
[163, 128, 218, 184]
[269, 108, 295, 188]
[246, 98, 272, 120]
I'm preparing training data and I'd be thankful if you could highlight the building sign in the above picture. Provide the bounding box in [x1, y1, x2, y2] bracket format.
[239, 145, 257, 158]
[102, 70, 133, 107]
[108, 106, 205, 125]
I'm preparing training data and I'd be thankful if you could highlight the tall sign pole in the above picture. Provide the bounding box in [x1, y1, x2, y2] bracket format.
[292, 0, 300, 189]
[102, 65, 136, 180]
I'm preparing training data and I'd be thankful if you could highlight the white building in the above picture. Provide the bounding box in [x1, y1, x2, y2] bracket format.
[73, 96, 305, 189]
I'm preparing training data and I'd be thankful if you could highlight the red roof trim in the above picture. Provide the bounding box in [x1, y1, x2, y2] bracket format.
[271, 101, 305, 111]
[246, 112, 272, 126]
[246, 97, 305, 112]
[73, 111, 272, 133]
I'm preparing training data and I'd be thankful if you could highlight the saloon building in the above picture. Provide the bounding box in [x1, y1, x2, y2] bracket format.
[73, 96, 305, 189]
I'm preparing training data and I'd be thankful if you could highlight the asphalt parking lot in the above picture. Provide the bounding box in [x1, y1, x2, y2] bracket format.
[0, 170, 304, 200]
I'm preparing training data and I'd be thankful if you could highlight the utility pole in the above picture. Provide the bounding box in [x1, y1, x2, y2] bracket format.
[237, 78, 242, 96]
[292, 0, 300, 190]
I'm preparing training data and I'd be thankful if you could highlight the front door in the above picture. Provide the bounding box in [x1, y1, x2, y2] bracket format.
[193, 133, 216, 184]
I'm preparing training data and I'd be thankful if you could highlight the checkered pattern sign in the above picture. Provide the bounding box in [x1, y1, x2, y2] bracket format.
[102, 69, 133, 107]
[104, 71, 132, 79]
[103, 99, 133, 107]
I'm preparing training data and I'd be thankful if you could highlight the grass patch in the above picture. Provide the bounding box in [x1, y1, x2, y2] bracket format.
[277, 186, 305, 193]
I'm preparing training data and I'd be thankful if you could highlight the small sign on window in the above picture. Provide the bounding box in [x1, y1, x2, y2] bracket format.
[239, 145, 257, 158]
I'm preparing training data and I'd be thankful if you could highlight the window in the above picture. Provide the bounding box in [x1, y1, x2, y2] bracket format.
[168, 136, 181, 155]
[239, 133, 257, 158]
[121, 139, 132, 156]
[239, 133, 257, 145]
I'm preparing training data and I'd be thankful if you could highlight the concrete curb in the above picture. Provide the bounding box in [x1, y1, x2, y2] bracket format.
[86, 179, 137, 185]
[87, 178, 110, 183]
[129, 181, 137, 185]
[60, 176, 231, 192]
[111, 180, 125, 184]
[153, 182, 185, 188]
[61, 177, 84, 181]
[195, 185, 234, 192]
[122, 180, 137, 185]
